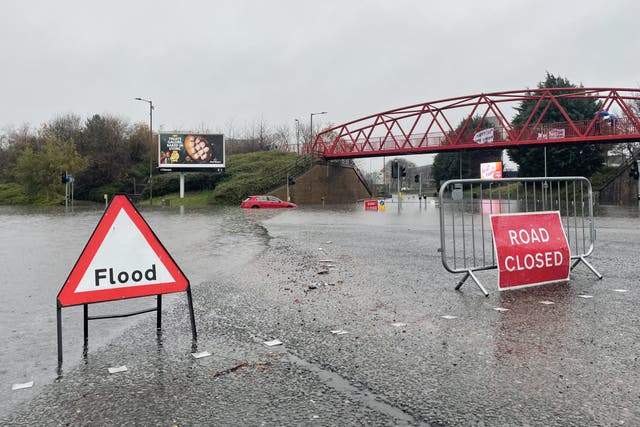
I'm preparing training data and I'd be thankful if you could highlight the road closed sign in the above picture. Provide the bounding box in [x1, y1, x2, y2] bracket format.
[364, 200, 379, 211]
[490, 211, 570, 291]
[57, 195, 189, 306]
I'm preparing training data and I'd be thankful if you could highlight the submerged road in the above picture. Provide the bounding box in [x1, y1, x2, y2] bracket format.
[2, 204, 639, 426]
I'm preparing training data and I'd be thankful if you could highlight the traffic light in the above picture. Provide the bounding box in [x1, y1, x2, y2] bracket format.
[60, 171, 67, 184]
[414, 174, 419, 183]
[401, 167, 406, 177]
[391, 162, 398, 178]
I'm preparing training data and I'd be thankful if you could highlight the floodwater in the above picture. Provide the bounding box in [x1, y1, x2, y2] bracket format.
[0, 203, 271, 415]
[1, 197, 639, 420]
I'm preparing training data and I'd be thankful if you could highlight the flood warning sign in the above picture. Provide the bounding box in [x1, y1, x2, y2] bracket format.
[57, 195, 189, 306]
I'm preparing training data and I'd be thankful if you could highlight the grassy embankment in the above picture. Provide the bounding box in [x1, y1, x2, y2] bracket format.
[140, 150, 301, 207]
[0, 151, 302, 207]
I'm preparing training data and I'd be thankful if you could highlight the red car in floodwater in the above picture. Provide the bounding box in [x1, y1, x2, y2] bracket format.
[240, 195, 297, 209]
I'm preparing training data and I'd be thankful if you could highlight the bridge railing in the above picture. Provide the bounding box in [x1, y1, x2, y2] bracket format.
[438, 177, 602, 296]
[315, 117, 640, 157]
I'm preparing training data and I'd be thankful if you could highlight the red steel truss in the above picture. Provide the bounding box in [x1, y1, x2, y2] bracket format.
[311, 88, 640, 159]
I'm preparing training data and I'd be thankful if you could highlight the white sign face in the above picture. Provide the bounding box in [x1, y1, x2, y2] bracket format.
[481, 161, 503, 179]
[537, 128, 566, 140]
[73, 209, 175, 293]
[473, 128, 494, 144]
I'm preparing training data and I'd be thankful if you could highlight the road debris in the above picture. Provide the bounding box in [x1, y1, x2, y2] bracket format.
[191, 351, 212, 359]
[11, 381, 34, 391]
[309, 282, 327, 290]
[107, 366, 128, 374]
[264, 339, 283, 347]
[212, 361, 249, 378]
[211, 361, 271, 378]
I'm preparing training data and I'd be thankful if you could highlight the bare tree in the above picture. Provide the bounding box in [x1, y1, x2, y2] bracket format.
[271, 123, 292, 152]
[224, 117, 237, 141]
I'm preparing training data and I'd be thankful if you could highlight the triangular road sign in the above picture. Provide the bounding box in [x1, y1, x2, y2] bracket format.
[58, 195, 189, 307]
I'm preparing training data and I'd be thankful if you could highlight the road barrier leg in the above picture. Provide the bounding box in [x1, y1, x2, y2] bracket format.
[455, 272, 470, 290]
[571, 256, 603, 279]
[455, 270, 489, 297]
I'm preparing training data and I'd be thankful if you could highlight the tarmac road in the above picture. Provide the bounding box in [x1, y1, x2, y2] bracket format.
[2, 205, 639, 426]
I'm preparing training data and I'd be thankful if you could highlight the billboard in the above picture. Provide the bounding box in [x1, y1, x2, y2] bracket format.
[480, 161, 503, 179]
[158, 133, 225, 171]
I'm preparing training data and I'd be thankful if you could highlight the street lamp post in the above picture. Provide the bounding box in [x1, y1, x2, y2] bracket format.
[294, 118, 300, 155]
[134, 97, 154, 205]
[309, 111, 327, 154]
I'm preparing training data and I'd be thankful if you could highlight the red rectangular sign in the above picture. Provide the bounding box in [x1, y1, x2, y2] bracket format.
[364, 200, 379, 211]
[491, 211, 570, 291]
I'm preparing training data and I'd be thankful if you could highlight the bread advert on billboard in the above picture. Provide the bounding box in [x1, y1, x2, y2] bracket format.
[158, 133, 225, 170]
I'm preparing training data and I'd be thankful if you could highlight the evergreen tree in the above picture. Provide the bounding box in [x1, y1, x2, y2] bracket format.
[432, 115, 503, 185]
[507, 73, 604, 177]
[12, 137, 89, 201]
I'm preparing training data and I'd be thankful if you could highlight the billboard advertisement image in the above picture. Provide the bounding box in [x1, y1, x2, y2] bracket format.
[480, 161, 503, 179]
[158, 133, 225, 171]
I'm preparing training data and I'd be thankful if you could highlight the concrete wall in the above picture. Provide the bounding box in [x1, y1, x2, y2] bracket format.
[598, 169, 639, 205]
[271, 164, 372, 205]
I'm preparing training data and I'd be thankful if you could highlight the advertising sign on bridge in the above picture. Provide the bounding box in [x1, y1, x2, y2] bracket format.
[490, 211, 570, 291]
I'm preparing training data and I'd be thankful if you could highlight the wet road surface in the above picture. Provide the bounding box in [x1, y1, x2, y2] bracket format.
[1, 202, 639, 426]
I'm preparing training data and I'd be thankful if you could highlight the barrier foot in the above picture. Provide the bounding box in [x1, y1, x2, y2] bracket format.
[455, 270, 489, 297]
[455, 272, 470, 290]
[571, 256, 603, 280]
[468, 270, 490, 297]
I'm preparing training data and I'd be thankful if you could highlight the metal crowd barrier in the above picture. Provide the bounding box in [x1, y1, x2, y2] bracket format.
[438, 177, 602, 296]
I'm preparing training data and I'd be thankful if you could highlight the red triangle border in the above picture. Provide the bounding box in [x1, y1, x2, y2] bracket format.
[57, 195, 189, 307]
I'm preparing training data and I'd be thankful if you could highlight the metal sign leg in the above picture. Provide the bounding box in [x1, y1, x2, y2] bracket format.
[56, 302, 63, 366]
[186, 285, 197, 341]
[83, 304, 89, 345]
[157, 294, 162, 330]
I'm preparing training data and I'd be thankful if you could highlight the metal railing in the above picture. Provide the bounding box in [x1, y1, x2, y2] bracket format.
[438, 177, 602, 296]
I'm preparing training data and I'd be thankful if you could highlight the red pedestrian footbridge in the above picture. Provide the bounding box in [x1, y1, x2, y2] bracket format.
[311, 88, 640, 159]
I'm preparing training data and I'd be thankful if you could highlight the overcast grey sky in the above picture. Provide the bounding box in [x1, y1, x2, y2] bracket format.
[2, 0, 639, 167]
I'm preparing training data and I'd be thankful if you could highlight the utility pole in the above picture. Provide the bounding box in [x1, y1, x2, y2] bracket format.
[294, 119, 300, 155]
[310, 111, 327, 154]
[286, 173, 290, 202]
[134, 97, 154, 205]
[395, 160, 401, 204]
